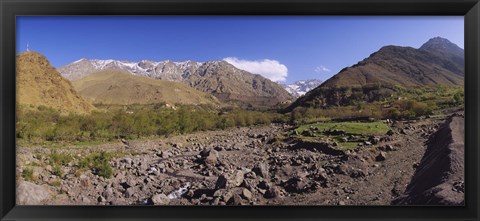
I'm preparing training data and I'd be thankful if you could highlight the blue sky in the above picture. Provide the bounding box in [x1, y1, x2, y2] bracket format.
[17, 16, 463, 83]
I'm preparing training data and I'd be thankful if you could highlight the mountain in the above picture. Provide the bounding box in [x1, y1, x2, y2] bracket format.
[320, 37, 464, 88]
[286, 37, 464, 110]
[16, 51, 95, 114]
[58, 59, 293, 107]
[58, 59, 202, 82]
[71, 70, 219, 106]
[281, 79, 323, 97]
[185, 61, 293, 107]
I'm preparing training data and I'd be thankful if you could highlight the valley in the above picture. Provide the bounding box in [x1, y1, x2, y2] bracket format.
[15, 37, 465, 206]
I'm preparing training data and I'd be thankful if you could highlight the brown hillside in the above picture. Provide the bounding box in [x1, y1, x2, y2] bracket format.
[186, 61, 293, 107]
[72, 70, 220, 106]
[321, 45, 464, 88]
[16, 51, 95, 114]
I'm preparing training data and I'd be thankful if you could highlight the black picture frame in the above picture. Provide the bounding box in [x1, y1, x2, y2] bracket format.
[1, 0, 479, 220]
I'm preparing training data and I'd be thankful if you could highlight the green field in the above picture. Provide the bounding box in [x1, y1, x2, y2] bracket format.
[292, 121, 391, 150]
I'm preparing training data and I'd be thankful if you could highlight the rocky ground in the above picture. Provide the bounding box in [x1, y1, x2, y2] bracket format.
[16, 110, 464, 206]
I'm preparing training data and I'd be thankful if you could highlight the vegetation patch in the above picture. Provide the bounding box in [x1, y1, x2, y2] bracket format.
[291, 121, 390, 150]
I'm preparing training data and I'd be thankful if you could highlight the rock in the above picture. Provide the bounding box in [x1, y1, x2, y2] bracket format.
[211, 197, 220, 205]
[371, 137, 380, 144]
[222, 191, 233, 203]
[97, 195, 106, 202]
[387, 129, 395, 136]
[350, 169, 366, 178]
[102, 187, 114, 199]
[231, 194, 243, 205]
[82, 196, 91, 204]
[341, 137, 348, 143]
[252, 162, 269, 179]
[17, 181, 52, 205]
[214, 146, 224, 151]
[201, 149, 219, 166]
[257, 180, 271, 190]
[125, 187, 135, 198]
[79, 174, 90, 188]
[385, 145, 395, 151]
[161, 151, 172, 159]
[232, 170, 244, 187]
[122, 157, 133, 165]
[264, 186, 281, 199]
[364, 141, 372, 146]
[242, 188, 252, 201]
[376, 152, 387, 161]
[215, 175, 228, 189]
[151, 194, 170, 205]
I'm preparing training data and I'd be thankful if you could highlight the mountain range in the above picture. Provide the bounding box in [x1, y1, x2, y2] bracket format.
[58, 59, 293, 107]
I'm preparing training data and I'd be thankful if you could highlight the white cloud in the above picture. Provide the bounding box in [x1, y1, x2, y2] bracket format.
[315, 65, 331, 73]
[223, 57, 288, 82]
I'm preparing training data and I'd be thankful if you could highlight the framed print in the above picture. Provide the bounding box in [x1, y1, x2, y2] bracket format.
[1, 0, 479, 220]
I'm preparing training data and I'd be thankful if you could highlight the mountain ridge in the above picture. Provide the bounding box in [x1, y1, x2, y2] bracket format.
[59, 58, 293, 107]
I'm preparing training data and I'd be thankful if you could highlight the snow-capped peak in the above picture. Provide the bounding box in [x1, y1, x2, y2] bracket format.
[281, 79, 323, 97]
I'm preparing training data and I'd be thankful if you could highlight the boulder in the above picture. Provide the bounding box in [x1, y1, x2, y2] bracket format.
[242, 188, 252, 201]
[252, 162, 269, 180]
[151, 194, 170, 205]
[17, 181, 52, 205]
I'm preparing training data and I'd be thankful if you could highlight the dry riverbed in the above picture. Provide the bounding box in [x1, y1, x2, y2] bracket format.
[16, 112, 462, 206]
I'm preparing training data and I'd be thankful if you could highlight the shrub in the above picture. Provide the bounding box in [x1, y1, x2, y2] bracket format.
[52, 165, 63, 177]
[78, 152, 113, 178]
[22, 167, 34, 181]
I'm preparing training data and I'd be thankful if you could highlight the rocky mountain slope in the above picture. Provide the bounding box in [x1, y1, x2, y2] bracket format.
[58, 59, 293, 107]
[185, 61, 292, 107]
[320, 37, 464, 88]
[16, 51, 95, 114]
[72, 70, 220, 106]
[286, 37, 464, 110]
[280, 79, 323, 97]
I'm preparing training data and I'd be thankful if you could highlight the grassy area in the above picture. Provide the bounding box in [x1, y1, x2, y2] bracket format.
[296, 121, 390, 136]
[291, 121, 391, 150]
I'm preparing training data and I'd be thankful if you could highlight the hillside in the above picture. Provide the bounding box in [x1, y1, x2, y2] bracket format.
[16, 51, 95, 114]
[286, 37, 464, 110]
[72, 70, 219, 106]
[58, 59, 293, 108]
[186, 61, 293, 107]
[321, 38, 464, 88]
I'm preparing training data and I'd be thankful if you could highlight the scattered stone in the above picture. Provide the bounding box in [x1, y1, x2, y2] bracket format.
[242, 188, 252, 201]
[151, 194, 170, 205]
[375, 152, 387, 161]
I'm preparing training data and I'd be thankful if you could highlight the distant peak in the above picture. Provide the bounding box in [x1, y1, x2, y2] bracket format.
[73, 58, 88, 63]
[420, 37, 459, 50]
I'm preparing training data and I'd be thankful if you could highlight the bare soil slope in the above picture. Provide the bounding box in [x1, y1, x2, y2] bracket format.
[393, 113, 465, 205]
